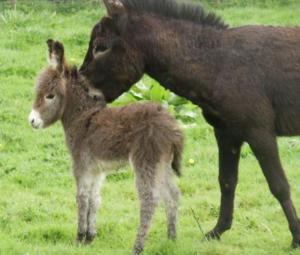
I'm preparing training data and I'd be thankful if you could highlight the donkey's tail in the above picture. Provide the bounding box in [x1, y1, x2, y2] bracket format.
[171, 136, 183, 177]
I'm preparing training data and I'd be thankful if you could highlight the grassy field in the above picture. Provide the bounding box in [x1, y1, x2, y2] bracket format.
[1, 1, 300, 255]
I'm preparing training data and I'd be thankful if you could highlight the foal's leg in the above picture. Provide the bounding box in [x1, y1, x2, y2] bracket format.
[85, 172, 106, 245]
[74, 166, 93, 244]
[132, 165, 159, 255]
[158, 166, 180, 240]
[247, 130, 300, 248]
[205, 129, 242, 240]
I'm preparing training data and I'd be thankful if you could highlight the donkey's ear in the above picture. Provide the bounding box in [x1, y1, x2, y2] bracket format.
[103, 0, 125, 17]
[46, 39, 65, 71]
[102, 0, 128, 35]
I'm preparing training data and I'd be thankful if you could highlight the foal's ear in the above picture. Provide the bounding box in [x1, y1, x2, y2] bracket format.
[46, 39, 65, 71]
[103, 0, 125, 17]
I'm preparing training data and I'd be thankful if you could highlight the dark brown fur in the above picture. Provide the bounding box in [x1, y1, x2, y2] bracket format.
[80, 0, 300, 248]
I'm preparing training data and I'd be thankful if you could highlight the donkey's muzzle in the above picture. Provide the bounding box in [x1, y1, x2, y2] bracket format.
[28, 109, 44, 129]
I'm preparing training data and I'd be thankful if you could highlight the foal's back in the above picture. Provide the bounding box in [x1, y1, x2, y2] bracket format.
[71, 102, 182, 163]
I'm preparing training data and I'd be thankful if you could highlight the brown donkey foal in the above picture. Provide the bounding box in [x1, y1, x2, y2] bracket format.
[28, 40, 183, 255]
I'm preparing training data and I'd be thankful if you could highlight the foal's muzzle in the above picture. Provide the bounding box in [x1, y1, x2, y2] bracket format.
[28, 109, 44, 129]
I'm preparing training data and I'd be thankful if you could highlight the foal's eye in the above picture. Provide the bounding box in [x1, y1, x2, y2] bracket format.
[45, 94, 55, 100]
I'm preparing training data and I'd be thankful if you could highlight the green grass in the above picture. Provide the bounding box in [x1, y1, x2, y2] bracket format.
[1, 1, 300, 255]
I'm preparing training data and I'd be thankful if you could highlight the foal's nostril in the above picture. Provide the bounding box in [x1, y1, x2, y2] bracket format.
[31, 119, 35, 124]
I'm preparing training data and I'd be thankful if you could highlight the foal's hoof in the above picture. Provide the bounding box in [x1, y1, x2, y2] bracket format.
[132, 244, 144, 255]
[84, 232, 96, 245]
[75, 233, 86, 245]
[168, 229, 177, 240]
[168, 233, 177, 241]
[204, 230, 221, 241]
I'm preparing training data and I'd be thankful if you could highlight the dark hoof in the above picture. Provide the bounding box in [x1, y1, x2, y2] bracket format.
[292, 239, 300, 249]
[76, 232, 86, 245]
[167, 228, 177, 240]
[84, 232, 96, 245]
[168, 234, 177, 241]
[204, 230, 221, 241]
[132, 245, 144, 255]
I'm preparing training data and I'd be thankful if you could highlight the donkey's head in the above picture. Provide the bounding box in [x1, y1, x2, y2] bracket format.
[29, 40, 70, 129]
[80, 0, 145, 102]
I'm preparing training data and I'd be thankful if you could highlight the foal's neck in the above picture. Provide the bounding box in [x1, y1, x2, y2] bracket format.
[132, 15, 226, 108]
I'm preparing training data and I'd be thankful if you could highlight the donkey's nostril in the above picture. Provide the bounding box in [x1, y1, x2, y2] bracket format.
[31, 119, 35, 124]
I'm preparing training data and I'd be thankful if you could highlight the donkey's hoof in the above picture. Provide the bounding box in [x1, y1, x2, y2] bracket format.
[168, 233, 177, 241]
[167, 231, 177, 241]
[75, 232, 86, 245]
[204, 230, 221, 241]
[292, 239, 300, 249]
[84, 232, 96, 245]
[132, 245, 143, 255]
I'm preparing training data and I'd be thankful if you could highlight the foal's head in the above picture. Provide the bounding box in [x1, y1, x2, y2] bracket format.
[29, 40, 70, 129]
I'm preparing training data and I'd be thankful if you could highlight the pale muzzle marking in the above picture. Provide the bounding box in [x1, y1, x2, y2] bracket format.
[28, 109, 44, 129]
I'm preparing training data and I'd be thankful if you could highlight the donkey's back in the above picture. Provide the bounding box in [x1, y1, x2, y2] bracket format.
[71, 102, 183, 174]
[218, 25, 300, 135]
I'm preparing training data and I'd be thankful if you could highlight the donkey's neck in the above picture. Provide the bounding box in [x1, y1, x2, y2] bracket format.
[61, 78, 105, 131]
[133, 15, 226, 109]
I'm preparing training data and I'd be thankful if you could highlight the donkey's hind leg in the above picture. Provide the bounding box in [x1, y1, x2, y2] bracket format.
[247, 129, 300, 248]
[132, 163, 160, 255]
[158, 165, 180, 240]
[85, 172, 106, 245]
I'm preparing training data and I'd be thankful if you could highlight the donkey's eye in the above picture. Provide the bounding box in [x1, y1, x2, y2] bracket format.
[45, 94, 55, 100]
[93, 42, 111, 59]
[95, 45, 109, 53]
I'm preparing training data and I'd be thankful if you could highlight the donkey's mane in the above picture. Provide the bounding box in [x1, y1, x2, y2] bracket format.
[121, 0, 228, 29]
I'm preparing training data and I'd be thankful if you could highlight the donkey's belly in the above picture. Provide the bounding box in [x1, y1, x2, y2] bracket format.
[275, 113, 300, 136]
[96, 159, 128, 173]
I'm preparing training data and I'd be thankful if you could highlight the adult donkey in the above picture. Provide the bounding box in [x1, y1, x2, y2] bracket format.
[80, 0, 300, 248]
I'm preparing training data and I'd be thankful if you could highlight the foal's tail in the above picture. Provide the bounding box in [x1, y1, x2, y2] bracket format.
[171, 134, 184, 177]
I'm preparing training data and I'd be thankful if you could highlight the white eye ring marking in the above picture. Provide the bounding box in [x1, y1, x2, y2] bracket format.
[28, 109, 44, 129]
[93, 47, 111, 59]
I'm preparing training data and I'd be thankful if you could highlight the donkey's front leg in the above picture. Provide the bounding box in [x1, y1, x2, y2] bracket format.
[74, 166, 92, 244]
[85, 173, 106, 245]
[247, 130, 300, 248]
[205, 129, 242, 240]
